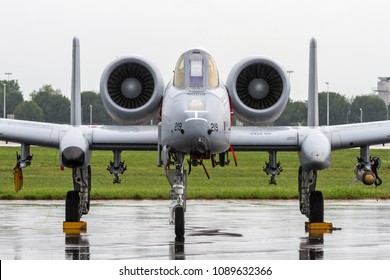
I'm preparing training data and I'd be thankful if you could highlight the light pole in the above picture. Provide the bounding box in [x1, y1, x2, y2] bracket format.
[326, 82, 329, 126]
[5, 73, 12, 81]
[359, 108, 363, 123]
[3, 72, 12, 119]
[287, 71, 294, 96]
[89, 105, 93, 125]
[2, 83, 5, 118]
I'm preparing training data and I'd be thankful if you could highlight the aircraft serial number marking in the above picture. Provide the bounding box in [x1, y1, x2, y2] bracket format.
[250, 132, 272, 136]
[210, 123, 218, 131]
[118, 130, 141, 133]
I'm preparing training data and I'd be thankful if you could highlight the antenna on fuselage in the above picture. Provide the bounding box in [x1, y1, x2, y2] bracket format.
[71, 37, 82, 126]
[307, 38, 319, 127]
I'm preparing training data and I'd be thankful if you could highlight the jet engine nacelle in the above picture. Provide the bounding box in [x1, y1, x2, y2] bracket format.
[100, 56, 164, 125]
[226, 57, 290, 125]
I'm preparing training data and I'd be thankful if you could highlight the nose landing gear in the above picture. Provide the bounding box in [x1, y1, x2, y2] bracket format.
[165, 150, 187, 241]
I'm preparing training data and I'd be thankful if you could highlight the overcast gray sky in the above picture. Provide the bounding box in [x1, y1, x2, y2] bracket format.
[1, 0, 390, 101]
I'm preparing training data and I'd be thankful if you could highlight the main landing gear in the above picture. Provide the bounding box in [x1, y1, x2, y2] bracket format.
[65, 165, 91, 222]
[298, 166, 324, 223]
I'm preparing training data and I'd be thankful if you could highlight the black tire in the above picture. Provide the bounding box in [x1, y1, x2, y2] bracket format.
[309, 191, 324, 223]
[219, 153, 225, 167]
[66, 190, 80, 222]
[175, 207, 185, 240]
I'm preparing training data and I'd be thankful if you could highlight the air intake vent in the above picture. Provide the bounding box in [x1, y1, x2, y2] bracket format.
[236, 63, 283, 110]
[107, 63, 154, 109]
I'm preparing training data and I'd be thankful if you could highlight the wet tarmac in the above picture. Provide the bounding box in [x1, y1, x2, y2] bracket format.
[0, 200, 390, 260]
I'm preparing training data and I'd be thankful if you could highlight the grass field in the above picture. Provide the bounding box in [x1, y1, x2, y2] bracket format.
[1, 146, 390, 200]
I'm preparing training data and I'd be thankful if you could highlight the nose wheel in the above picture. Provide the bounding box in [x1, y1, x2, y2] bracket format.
[174, 207, 185, 241]
[169, 184, 186, 240]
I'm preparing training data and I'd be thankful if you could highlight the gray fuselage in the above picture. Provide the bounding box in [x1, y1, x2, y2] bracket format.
[160, 81, 231, 159]
[160, 49, 231, 159]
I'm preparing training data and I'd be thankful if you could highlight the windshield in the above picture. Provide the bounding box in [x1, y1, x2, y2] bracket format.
[173, 56, 185, 87]
[173, 49, 219, 89]
[189, 53, 204, 87]
[207, 56, 218, 88]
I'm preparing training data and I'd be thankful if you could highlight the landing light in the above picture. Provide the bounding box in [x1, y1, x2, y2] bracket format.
[187, 99, 205, 110]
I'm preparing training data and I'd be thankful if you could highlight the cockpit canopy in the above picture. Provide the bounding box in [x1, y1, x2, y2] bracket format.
[173, 49, 219, 89]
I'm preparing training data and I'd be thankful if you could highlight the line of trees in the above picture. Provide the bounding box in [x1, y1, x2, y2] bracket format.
[274, 92, 388, 126]
[0, 80, 114, 125]
[0, 80, 388, 126]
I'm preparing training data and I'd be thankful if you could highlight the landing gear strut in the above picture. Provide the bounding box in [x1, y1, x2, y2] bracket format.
[65, 165, 91, 222]
[298, 166, 324, 223]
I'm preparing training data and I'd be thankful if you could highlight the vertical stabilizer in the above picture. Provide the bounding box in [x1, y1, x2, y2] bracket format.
[307, 38, 319, 127]
[71, 37, 82, 126]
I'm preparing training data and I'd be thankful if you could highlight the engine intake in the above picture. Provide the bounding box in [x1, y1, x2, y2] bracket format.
[226, 57, 290, 125]
[100, 56, 164, 124]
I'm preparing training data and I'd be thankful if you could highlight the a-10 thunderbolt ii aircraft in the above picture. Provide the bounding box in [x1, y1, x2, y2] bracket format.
[0, 38, 389, 240]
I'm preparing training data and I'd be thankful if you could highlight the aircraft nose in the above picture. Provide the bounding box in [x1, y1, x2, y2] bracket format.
[188, 133, 210, 159]
[191, 142, 208, 158]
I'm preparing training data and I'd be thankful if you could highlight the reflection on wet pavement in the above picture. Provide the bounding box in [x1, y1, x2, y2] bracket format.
[65, 234, 90, 260]
[1, 200, 390, 259]
[188, 228, 243, 237]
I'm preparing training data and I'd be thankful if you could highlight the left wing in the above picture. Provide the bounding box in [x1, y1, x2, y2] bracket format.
[230, 121, 390, 152]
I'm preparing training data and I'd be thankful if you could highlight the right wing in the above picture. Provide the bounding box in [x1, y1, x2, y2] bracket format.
[324, 121, 390, 150]
[230, 121, 390, 154]
[230, 121, 390, 173]
[230, 126, 299, 151]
